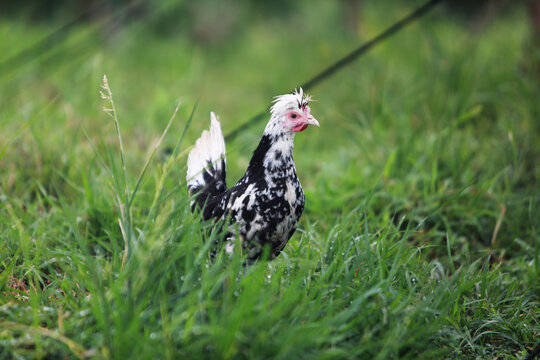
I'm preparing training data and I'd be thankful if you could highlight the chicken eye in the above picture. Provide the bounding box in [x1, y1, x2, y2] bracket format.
[291, 113, 298, 119]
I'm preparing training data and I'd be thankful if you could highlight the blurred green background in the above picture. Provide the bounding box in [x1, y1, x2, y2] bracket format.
[1, 0, 539, 358]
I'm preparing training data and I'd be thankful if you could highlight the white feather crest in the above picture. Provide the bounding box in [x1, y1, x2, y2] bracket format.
[270, 88, 312, 116]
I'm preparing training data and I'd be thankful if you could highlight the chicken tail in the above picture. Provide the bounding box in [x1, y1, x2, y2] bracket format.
[186, 112, 227, 210]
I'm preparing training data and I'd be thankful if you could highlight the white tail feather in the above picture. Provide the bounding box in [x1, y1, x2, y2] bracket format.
[186, 112, 226, 190]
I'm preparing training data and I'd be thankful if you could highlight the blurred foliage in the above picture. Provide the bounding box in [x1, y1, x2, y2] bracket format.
[0, 0, 539, 358]
[0, 0, 528, 41]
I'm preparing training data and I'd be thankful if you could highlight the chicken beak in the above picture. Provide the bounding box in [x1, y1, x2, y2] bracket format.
[306, 116, 319, 127]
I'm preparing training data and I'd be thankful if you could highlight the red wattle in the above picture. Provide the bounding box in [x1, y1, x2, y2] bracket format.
[293, 124, 308, 132]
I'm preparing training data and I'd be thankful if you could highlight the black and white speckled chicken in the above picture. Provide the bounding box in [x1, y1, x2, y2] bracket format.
[186, 89, 319, 260]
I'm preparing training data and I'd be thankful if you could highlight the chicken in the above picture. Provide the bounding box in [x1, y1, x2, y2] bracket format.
[186, 89, 319, 260]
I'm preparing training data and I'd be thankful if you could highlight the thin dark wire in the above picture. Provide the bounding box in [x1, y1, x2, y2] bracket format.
[525, 343, 540, 360]
[224, 0, 443, 141]
[0, 2, 104, 76]
[0, 0, 143, 79]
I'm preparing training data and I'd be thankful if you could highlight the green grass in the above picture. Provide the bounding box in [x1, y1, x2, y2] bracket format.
[1, 1, 539, 359]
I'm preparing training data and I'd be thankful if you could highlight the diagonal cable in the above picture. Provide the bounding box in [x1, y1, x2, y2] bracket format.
[224, 0, 443, 141]
[0, 0, 145, 79]
[0, 1, 105, 75]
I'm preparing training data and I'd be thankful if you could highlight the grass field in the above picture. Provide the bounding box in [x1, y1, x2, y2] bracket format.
[1, 1, 539, 359]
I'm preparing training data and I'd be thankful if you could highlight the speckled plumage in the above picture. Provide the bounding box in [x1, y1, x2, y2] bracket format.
[187, 89, 319, 260]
